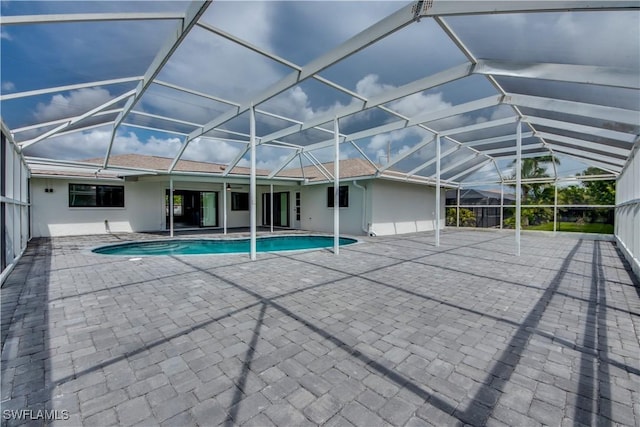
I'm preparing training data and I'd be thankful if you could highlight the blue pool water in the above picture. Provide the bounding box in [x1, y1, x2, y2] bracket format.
[93, 235, 357, 256]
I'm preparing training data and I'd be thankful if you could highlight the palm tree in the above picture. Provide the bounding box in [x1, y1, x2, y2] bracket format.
[509, 156, 560, 226]
[511, 156, 559, 203]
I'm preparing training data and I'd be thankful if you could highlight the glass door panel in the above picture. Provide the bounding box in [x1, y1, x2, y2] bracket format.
[200, 192, 218, 227]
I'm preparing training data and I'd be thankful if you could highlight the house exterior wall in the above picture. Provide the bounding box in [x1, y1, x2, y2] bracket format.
[615, 146, 640, 279]
[299, 182, 365, 236]
[31, 178, 161, 237]
[30, 176, 446, 238]
[370, 179, 444, 236]
[256, 187, 300, 229]
[30, 177, 303, 237]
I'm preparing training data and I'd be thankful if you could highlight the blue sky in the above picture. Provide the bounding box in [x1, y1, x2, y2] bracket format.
[1, 1, 638, 182]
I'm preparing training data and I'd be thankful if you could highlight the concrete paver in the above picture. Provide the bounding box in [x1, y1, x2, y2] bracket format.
[1, 229, 638, 426]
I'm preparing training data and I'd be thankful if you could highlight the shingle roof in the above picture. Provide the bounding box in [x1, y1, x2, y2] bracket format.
[86, 154, 269, 176]
[276, 158, 378, 181]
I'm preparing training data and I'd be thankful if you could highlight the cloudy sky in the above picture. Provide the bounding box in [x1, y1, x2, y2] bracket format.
[1, 1, 638, 183]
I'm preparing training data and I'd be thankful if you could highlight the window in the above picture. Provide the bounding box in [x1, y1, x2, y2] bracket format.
[231, 192, 249, 211]
[69, 184, 124, 207]
[327, 186, 348, 208]
[295, 192, 300, 221]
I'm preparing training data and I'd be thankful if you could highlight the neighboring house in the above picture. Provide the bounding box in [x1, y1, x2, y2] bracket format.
[30, 154, 445, 237]
[445, 189, 516, 228]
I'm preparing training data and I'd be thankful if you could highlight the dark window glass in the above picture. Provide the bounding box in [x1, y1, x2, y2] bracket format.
[69, 184, 124, 207]
[327, 186, 349, 208]
[231, 192, 249, 211]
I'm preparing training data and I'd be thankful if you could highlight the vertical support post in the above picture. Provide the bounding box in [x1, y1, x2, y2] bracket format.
[270, 184, 274, 233]
[435, 134, 441, 247]
[169, 177, 174, 238]
[553, 180, 558, 233]
[223, 181, 227, 235]
[456, 187, 461, 228]
[334, 117, 340, 255]
[500, 183, 504, 230]
[250, 105, 257, 260]
[515, 119, 522, 256]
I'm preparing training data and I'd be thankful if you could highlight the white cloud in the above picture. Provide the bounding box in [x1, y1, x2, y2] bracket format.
[182, 138, 243, 165]
[154, 2, 280, 104]
[355, 74, 394, 98]
[34, 87, 113, 122]
[390, 91, 453, 119]
[22, 127, 114, 160]
[23, 127, 259, 168]
[2, 81, 15, 91]
[0, 29, 11, 40]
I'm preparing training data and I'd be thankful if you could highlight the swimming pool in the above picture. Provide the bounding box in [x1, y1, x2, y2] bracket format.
[92, 235, 357, 256]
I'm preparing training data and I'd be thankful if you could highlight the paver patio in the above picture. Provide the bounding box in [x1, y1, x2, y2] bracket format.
[1, 230, 639, 426]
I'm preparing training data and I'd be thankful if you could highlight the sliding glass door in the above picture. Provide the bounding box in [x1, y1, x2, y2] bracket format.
[262, 192, 290, 227]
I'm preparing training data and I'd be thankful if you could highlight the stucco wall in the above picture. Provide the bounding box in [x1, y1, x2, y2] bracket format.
[31, 178, 162, 237]
[370, 179, 444, 236]
[31, 178, 302, 237]
[299, 182, 365, 236]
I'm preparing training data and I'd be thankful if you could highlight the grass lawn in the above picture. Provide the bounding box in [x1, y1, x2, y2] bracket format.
[525, 222, 614, 234]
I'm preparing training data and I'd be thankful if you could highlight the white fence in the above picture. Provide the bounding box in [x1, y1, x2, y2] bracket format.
[615, 143, 640, 280]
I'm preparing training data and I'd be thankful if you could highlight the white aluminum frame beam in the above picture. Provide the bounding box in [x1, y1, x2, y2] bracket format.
[0, 12, 185, 26]
[153, 80, 240, 108]
[156, 79, 324, 133]
[19, 89, 135, 149]
[169, 2, 426, 170]
[222, 146, 251, 177]
[0, 77, 142, 101]
[12, 109, 121, 134]
[492, 150, 548, 159]
[441, 116, 518, 137]
[544, 143, 626, 167]
[303, 95, 502, 153]
[480, 143, 545, 156]
[418, 1, 638, 17]
[447, 159, 492, 182]
[333, 118, 340, 255]
[258, 63, 473, 146]
[169, 177, 174, 237]
[546, 153, 622, 175]
[406, 146, 460, 177]
[267, 150, 300, 179]
[349, 140, 379, 171]
[129, 110, 201, 129]
[526, 116, 636, 144]
[461, 132, 534, 148]
[435, 134, 441, 247]
[379, 137, 435, 172]
[249, 105, 257, 260]
[536, 132, 630, 158]
[104, 0, 212, 168]
[515, 120, 522, 257]
[29, 121, 115, 142]
[435, 14, 558, 164]
[474, 60, 640, 90]
[504, 94, 639, 126]
[434, 153, 479, 178]
[222, 181, 228, 235]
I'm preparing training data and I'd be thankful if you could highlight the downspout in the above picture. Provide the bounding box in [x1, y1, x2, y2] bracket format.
[352, 180, 376, 236]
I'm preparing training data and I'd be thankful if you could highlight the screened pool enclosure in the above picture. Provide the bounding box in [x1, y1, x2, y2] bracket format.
[1, 1, 639, 278]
